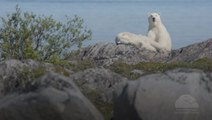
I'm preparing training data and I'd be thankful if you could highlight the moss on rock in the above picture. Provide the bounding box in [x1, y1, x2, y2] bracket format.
[82, 90, 113, 120]
[109, 58, 212, 80]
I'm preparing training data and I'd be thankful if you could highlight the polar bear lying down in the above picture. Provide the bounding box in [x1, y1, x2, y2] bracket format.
[116, 32, 157, 51]
[115, 13, 172, 51]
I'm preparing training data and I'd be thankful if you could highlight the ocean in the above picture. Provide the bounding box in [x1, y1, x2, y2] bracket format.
[0, 0, 212, 49]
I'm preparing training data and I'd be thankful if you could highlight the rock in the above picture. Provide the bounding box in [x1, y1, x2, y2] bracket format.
[77, 43, 171, 66]
[170, 39, 212, 62]
[0, 59, 73, 97]
[0, 72, 104, 120]
[70, 68, 127, 103]
[0, 59, 38, 76]
[113, 68, 212, 120]
[74, 39, 212, 66]
[0, 59, 42, 97]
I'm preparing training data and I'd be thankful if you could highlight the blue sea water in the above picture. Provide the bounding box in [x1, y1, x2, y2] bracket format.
[0, 0, 212, 49]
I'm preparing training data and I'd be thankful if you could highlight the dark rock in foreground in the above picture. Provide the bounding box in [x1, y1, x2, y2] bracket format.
[70, 68, 127, 103]
[0, 59, 73, 97]
[0, 59, 42, 97]
[0, 72, 104, 120]
[113, 68, 212, 120]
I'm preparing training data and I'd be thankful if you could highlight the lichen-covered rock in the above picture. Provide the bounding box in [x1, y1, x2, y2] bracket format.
[0, 59, 43, 97]
[113, 68, 212, 120]
[0, 72, 104, 120]
[0, 59, 41, 75]
[0, 59, 73, 97]
[74, 39, 212, 66]
[170, 39, 212, 62]
[70, 68, 127, 103]
[77, 43, 170, 66]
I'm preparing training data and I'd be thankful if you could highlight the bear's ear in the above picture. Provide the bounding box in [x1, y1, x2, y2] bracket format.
[147, 12, 152, 17]
[157, 12, 161, 16]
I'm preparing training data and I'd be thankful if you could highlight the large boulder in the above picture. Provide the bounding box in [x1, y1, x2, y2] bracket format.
[113, 68, 212, 120]
[0, 72, 104, 120]
[170, 39, 212, 62]
[77, 43, 171, 66]
[74, 39, 212, 66]
[0, 59, 43, 97]
[0, 59, 41, 76]
[70, 68, 127, 103]
[0, 59, 73, 97]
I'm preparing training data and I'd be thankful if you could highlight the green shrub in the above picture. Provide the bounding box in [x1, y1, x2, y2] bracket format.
[0, 5, 91, 63]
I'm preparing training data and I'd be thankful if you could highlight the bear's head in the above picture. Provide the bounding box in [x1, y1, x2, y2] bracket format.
[148, 13, 161, 26]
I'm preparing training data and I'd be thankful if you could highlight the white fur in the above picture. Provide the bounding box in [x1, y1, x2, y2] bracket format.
[115, 32, 157, 51]
[115, 12, 172, 51]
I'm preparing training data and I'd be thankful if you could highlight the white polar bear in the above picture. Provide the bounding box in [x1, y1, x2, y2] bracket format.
[115, 32, 157, 51]
[115, 13, 172, 51]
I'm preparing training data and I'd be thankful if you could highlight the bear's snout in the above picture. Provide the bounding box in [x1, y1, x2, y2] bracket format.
[152, 17, 156, 22]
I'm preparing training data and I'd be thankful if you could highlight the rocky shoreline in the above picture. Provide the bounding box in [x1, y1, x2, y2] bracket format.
[0, 39, 211, 120]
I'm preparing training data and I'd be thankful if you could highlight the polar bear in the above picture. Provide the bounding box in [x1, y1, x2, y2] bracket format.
[115, 32, 157, 51]
[147, 13, 172, 51]
[115, 12, 172, 51]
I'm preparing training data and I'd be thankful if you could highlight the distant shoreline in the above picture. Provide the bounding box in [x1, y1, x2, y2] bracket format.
[2, 0, 211, 3]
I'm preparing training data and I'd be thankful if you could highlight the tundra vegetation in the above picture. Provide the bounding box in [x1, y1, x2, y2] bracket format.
[0, 5, 92, 64]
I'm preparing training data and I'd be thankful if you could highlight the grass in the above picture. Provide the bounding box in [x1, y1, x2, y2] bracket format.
[109, 58, 212, 80]
[51, 65, 71, 77]
[82, 90, 113, 120]
[70, 59, 95, 72]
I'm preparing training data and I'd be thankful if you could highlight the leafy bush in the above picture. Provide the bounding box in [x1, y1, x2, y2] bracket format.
[0, 5, 92, 62]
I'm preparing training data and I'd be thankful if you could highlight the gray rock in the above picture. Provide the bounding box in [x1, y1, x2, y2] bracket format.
[70, 68, 127, 103]
[0, 72, 104, 120]
[0, 59, 73, 97]
[113, 68, 212, 120]
[170, 39, 212, 62]
[77, 43, 171, 66]
[74, 39, 212, 66]
[0, 59, 42, 97]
